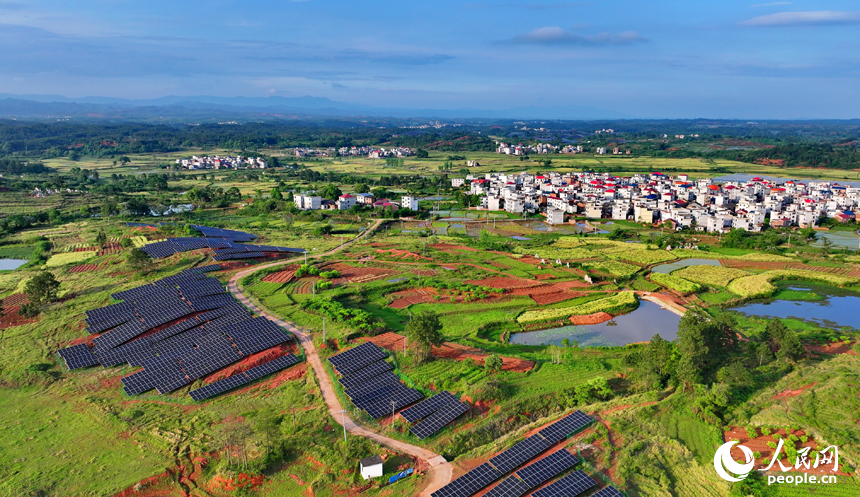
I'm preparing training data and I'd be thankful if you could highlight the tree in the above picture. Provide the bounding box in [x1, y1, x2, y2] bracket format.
[405, 310, 444, 362]
[321, 184, 342, 200]
[716, 360, 753, 389]
[355, 183, 370, 194]
[371, 186, 388, 199]
[270, 188, 283, 200]
[416, 149, 429, 158]
[573, 377, 613, 405]
[484, 355, 503, 372]
[24, 271, 61, 304]
[767, 319, 804, 362]
[120, 237, 134, 248]
[95, 230, 107, 247]
[226, 186, 241, 198]
[127, 248, 151, 268]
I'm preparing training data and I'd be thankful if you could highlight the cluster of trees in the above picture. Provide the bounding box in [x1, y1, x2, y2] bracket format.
[626, 312, 806, 423]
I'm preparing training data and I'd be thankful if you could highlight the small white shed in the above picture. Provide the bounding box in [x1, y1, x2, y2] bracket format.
[360, 455, 384, 480]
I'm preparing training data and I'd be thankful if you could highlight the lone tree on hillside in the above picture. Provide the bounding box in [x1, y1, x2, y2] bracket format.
[127, 248, 151, 269]
[484, 354, 503, 373]
[24, 271, 61, 304]
[95, 230, 107, 247]
[405, 310, 444, 362]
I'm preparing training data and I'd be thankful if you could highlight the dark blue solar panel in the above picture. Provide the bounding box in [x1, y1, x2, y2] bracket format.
[590, 486, 625, 497]
[488, 436, 553, 474]
[530, 470, 596, 497]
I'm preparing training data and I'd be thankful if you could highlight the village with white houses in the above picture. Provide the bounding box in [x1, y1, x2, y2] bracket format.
[294, 146, 416, 158]
[175, 155, 267, 169]
[462, 171, 860, 232]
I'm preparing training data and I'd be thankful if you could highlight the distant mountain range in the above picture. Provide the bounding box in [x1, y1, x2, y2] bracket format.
[0, 93, 630, 121]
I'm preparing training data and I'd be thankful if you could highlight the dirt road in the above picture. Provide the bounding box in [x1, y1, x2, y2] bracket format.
[226, 219, 451, 496]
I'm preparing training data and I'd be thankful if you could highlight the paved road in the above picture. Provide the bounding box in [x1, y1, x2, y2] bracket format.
[226, 220, 452, 497]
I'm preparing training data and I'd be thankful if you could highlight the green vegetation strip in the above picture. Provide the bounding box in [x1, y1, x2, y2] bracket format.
[727, 269, 859, 299]
[517, 292, 638, 323]
[649, 273, 701, 294]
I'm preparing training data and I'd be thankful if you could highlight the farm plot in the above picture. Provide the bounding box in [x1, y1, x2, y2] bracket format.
[517, 292, 638, 323]
[68, 264, 101, 273]
[262, 265, 299, 283]
[375, 249, 432, 261]
[323, 262, 398, 284]
[45, 251, 98, 267]
[673, 265, 749, 287]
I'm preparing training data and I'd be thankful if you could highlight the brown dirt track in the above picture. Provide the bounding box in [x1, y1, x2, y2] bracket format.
[363, 332, 534, 372]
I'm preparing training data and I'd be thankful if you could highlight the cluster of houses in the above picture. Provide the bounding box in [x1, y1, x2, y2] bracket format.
[496, 142, 558, 155]
[175, 156, 267, 170]
[294, 193, 419, 212]
[336, 146, 415, 158]
[296, 146, 416, 158]
[30, 187, 82, 197]
[461, 171, 860, 231]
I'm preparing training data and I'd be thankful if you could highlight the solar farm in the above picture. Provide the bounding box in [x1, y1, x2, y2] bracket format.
[131, 223, 306, 260]
[56, 265, 302, 400]
[431, 411, 595, 497]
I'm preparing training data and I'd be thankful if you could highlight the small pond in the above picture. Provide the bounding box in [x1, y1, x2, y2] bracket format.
[0, 259, 28, 271]
[509, 301, 681, 347]
[651, 258, 721, 274]
[511, 236, 531, 241]
[730, 284, 860, 330]
[813, 231, 860, 250]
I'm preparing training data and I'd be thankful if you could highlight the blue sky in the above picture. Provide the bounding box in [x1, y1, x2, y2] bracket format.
[0, 0, 858, 118]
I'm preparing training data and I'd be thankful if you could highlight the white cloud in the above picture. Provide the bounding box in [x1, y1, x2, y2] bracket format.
[511, 27, 647, 45]
[741, 11, 860, 26]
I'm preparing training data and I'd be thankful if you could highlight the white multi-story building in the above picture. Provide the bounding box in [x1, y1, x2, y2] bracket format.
[294, 194, 321, 210]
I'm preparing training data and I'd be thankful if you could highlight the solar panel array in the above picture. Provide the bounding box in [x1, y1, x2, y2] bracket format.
[483, 475, 531, 497]
[132, 223, 304, 259]
[407, 392, 470, 440]
[433, 463, 502, 497]
[189, 354, 301, 401]
[529, 470, 596, 497]
[431, 411, 595, 497]
[57, 343, 99, 370]
[590, 486, 624, 497]
[328, 342, 424, 419]
[56, 265, 294, 400]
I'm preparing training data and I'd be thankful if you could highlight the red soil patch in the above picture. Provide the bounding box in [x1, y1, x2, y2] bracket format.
[363, 332, 535, 372]
[534, 273, 556, 280]
[202, 343, 297, 384]
[324, 262, 398, 284]
[430, 243, 479, 252]
[388, 287, 440, 308]
[467, 276, 542, 289]
[529, 290, 588, 305]
[69, 263, 101, 273]
[569, 312, 614, 325]
[291, 278, 318, 294]
[72, 246, 97, 252]
[375, 248, 432, 261]
[0, 294, 39, 329]
[774, 382, 816, 400]
[1, 293, 28, 306]
[98, 242, 123, 256]
[262, 264, 299, 283]
[723, 426, 850, 476]
[290, 474, 307, 486]
[807, 342, 858, 356]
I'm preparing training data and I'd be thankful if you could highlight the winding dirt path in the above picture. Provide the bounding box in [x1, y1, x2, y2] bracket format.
[226, 220, 452, 497]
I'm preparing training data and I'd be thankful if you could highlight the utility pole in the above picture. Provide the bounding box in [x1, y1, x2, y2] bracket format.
[403, 335, 407, 355]
[312, 281, 315, 298]
[338, 410, 348, 442]
[304, 250, 307, 264]
[323, 317, 326, 342]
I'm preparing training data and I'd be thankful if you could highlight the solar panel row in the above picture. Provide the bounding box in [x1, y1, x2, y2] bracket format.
[537, 411, 594, 444]
[189, 354, 301, 401]
[400, 390, 459, 423]
[327, 342, 389, 376]
[432, 462, 502, 497]
[489, 436, 553, 474]
[410, 400, 469, 439]
[337, 359, 393, 389]
[515, 449, 579, 488]
[529, 470, 596, 497]
[57, 343, 99, 370]
[483, 475, 531, 497]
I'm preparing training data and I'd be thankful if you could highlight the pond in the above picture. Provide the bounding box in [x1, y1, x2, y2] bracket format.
[511, 236, 531, 241]
[730, 284, 860, 330]
[0, 259, 28, 271]
[509, 301, 681, 347]
[651, 258, 721, 274]
[813, 231, 860, 250]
